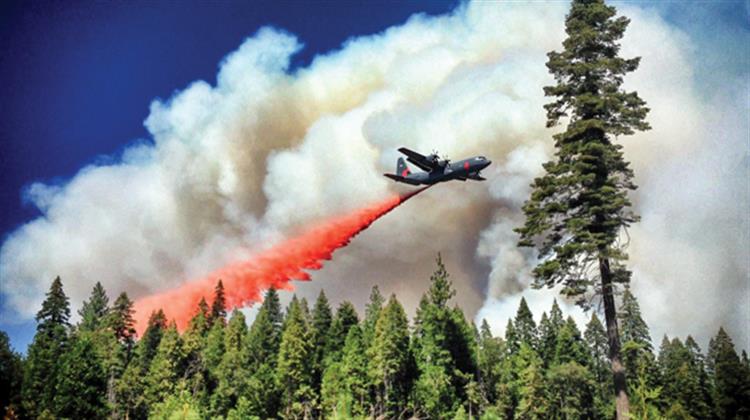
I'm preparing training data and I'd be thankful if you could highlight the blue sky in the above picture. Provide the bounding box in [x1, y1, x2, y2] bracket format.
[1, 1, 747, 353]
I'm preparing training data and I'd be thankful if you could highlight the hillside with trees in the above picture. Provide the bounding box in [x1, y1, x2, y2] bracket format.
[1, 257, 748, 419]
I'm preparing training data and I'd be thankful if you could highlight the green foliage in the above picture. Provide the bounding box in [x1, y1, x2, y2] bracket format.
[412, 255, 477, 418]
[554, 316, 590, 366]
[145, 324, 186, 411]
[516, 0, 650, 306]
[22, 276, 70, 417]
[369, 295, 411, 418]
[150, 389, 205, 420]
[277, 296, 315, 419]
[210, 279, 227, 325]
[0, 331, 23, 415]
[54, 333, 109, 419]
[619, 285, 652, 351]
[513, 297, 537, 350]
[9, 255, 748, 419]
[546, 362, 596, 419]
[78, 281, 109, 333]
[709, 327, 750, 419]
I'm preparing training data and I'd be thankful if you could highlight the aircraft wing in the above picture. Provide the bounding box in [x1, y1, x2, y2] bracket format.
[468, 174, 486, 181]
[398, 147, 438, 172]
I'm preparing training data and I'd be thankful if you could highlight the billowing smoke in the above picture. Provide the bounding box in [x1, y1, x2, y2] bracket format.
[1, 2, 746, 349]
[132, 187, 426, 334]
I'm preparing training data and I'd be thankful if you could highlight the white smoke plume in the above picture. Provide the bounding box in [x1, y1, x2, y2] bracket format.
[1, 2, 747, 350]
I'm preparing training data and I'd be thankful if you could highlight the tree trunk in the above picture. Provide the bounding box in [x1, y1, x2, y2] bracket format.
[599, 257, 630, 420]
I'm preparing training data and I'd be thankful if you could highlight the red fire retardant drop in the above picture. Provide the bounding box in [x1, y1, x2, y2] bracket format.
[132, 187, 427, 335]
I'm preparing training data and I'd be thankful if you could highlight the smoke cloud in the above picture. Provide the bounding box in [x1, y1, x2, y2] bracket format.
[1, 2, 746, 349]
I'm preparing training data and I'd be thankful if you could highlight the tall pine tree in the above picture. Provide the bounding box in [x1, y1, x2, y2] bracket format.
[22, 276, 71, 417]
[515, 1, 650, 417]
[78, 281, 109, 333]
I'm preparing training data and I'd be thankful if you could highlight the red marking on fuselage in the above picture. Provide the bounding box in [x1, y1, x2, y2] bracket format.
[401, 169, 409, 177]
[463, 161, 470, 170]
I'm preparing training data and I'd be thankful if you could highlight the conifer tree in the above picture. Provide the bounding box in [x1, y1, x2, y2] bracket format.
[514, 297, 537, 350]
[618, 286, 652, 351]
[709, 327, 749, 419]
[504, 319, 519, 356]
[78, 282, 110, 332]
[277, 297, 315, 419]
[0, 331, 23, 416]
[363, 285, 385, 348]
[22, 276, 71, 417]
[145, 323, 186, 412]
[514, 345, 547, 419]
[243, 288, 283, 418]
[326, 301, 359, 359]
[211, 310, 248, 417]
[477, 320, 503, 405]
[538, 300, 565, 365]
[412, 255, 476, 418]
[585, 314, 613, 417]
[328, 325, 369, 417]
[547, 362, 596, 419]
[684, 335, 713, 419]
[107, 292, 137, 347]
[54, 334, 109, 419]
[554, 317, 590, 367]
[311, 290, 333, 392]
[516, 0, 650, 415]
[210, 279, 227, 325]
[369, 295, 411, 418]
[659, 337, 710, 419]
[115, 309, 166, 419]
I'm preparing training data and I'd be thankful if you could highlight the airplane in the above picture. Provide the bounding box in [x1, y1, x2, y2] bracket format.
[384, 147, 491, 186]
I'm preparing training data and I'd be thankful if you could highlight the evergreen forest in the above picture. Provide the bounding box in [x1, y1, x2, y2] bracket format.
[1, 256, 748, 419]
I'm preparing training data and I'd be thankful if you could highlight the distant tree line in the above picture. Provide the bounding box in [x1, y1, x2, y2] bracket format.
[1, 256, 748, 419]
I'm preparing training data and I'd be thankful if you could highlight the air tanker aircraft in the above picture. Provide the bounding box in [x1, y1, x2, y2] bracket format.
[384, 147, 492, 186]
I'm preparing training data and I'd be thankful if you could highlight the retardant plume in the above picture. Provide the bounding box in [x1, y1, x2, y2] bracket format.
[132, 187, 427, 334]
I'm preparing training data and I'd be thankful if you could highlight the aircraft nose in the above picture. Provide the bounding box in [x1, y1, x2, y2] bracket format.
[484, 160, 492, 168]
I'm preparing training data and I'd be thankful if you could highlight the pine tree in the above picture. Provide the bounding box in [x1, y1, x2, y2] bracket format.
[514, 345, 547, 419]
[585, 314, 613, 418]
[369, 295, 412, 419]
[276, 297, 315, 419]
[78, 282, 110, 333]
[106, 292, 137, 347]
[658, 336, 711, 419]
[504, 319, 519, 356]
[53, 333, 109, 418]
[326, 301, 360, 360]
[0, 331, 23, 416]
[538, 300, 565, 366]
[211, 310, 248, 417]
[145, 323, 186, 412]
[324, 325, 369, 418]
[514, 298, 537, 350]
[115, 309, 167, 420]
[709, 327, 749, 419]
[684, 336, 713, 419]
[22, 276, 71, 417]
[243, 288, 283, 418]
[363, 285, 385, 348]
[554, 317, 590, 367]
[311, 290, 333, 393]
[210, 279, 227, 325]
[516, 0, 651, 416]
[412, 255, 476, 418]
[547, 362, 596, 419]
[477, 320, 504, 405]
[618, 286, 652, 351]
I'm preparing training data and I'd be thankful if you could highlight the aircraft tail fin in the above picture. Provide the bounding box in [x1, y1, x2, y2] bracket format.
[397, 157, 410, 177]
